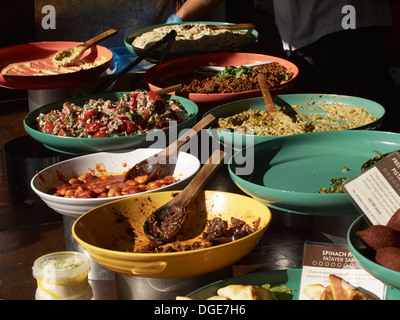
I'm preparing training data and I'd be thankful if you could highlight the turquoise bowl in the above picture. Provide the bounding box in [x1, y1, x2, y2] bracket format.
[204, 94, 385, 151]
[228, 130, 400, 216]
[24, 92, 198, 155]
[348, 215, 400, 290]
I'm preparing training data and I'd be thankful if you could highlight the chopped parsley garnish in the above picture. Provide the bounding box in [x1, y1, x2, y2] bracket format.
[215, 65, 257, 78]
[315, 177, 349, 194]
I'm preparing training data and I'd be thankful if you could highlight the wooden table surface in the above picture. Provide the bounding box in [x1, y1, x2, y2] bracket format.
[0, 89, 359, 300]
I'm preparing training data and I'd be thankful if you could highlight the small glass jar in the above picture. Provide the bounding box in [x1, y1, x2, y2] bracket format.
[32, 251, 93, 300]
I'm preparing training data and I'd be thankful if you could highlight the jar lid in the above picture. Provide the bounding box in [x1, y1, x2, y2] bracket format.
[32, 251, 91, 281]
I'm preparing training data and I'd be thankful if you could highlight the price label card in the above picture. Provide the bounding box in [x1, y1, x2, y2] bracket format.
[299, 242, 386, 300]
[344, 151, 400, 225]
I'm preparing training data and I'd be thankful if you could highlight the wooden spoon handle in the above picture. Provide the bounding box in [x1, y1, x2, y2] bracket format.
[154, 84, 183, 95]
[162, 113, 216, 156]
[207, 23, 256, 31]
[82, 29, 118, 48]
[173, 149, 226, 206]
[257, 73, 276, 113]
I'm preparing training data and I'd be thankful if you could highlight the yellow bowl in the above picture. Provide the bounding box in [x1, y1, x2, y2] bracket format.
[72, 190, 271, 278]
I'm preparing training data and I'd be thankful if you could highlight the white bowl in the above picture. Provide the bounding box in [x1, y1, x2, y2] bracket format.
[31, 148, 201, 219]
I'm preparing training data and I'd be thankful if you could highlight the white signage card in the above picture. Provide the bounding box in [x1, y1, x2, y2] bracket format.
[299, 242, 387, 300]
[344, 151, 400, 225]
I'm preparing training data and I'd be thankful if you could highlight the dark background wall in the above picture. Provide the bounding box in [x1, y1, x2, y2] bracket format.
[0, 1, 36, 48]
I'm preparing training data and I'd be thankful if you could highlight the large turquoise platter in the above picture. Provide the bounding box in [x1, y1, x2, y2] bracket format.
[204, 94, 385, 151]
[228, 130, 400, 216]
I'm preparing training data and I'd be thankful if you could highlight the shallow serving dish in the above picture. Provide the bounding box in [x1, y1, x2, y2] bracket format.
[188, 268, 301, 300]
[24, 92, 198, 155]
[204, 94, 385, 151]
[0, 41, 112, 90]
[145, 52, 298, 109]
[348, 215, 400, 290]
[228, 130, 400, 216]
[72, 190, 271, 278]
[31, 148, 200, 219]
[124, 22, 258, 62]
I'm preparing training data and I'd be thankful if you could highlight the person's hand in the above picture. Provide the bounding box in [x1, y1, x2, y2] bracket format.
[166, 14, 183, 24]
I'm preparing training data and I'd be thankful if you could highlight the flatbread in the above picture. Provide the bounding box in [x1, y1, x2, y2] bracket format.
[217, 284, 273, 300]
[302, 274, 375, 300]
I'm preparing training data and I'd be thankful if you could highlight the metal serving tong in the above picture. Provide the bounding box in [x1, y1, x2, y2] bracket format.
[92, 30, 177, 93]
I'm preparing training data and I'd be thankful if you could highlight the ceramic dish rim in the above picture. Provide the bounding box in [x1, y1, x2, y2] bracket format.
[72, 190, 272, 257]
[30, 148, 201, 204]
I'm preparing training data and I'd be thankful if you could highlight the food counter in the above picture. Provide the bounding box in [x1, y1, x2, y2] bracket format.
[0, 94, 358, 300]
[1, 11, 399, 301]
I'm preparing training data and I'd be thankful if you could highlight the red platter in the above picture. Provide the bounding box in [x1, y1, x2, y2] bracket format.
[0, 41, 113, 90]
[145, 52, 298, 110]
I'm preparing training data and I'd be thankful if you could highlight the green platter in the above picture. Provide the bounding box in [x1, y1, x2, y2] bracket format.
[203, 94, 385, 151]
[188, 269, 301, 300]
[228, 130, 400, 216]
[24, 92, 198, 155]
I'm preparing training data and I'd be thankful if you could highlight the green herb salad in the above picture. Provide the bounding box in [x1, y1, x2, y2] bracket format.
[36, 90, 187, 138]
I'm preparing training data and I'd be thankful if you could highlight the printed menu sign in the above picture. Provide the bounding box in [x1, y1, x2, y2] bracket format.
[344, 151, 400, 225]
[299, 242, 386, 300]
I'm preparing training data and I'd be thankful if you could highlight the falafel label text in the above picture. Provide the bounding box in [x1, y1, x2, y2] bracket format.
[344, 151, 400, 225]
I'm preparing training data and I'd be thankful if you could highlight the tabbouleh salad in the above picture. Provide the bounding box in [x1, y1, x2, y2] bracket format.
[36, 90, 187, 138]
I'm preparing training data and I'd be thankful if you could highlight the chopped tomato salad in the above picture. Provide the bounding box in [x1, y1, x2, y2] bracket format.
[36, 90, 188, 137]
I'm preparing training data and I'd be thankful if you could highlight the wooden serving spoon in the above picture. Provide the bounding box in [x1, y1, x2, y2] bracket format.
[207, 23, 256, 31]
[53, 29, 117, 66]
[125, 113, 216, 182]
[143, 149, 226, 243]
[257, 73, 276, 114]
